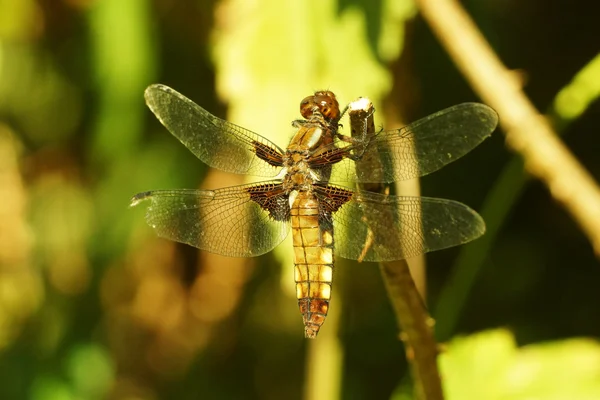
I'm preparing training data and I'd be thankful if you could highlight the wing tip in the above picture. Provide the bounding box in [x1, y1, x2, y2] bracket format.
[462, 205, 486, 242]
[130, 191, 152, 207]
[145, 83, 168, 92]
[144, 83, 177, 103]
[454, 102, 499, 133]
[439, 198, 487, 244]
[472, 212, 487, 239]
[472, 103, 499, 133]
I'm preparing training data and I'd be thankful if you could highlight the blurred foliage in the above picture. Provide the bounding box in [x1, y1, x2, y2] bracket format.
[391, 329, 600, 399]
[439, 329, 600, 399]
[551, 53, 600, 129]
[434, 52, 600, 342]
[0, 0, 599, 399]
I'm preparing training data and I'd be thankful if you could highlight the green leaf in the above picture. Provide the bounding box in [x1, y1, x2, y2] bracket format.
[440, 329, 600, 399]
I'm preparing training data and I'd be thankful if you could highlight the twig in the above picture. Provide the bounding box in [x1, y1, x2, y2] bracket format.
[348, 100, 444, 400]
[415, 0, 600, 255]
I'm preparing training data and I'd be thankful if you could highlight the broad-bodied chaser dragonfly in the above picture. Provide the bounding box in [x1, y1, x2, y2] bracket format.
[131, 85, 498, 338]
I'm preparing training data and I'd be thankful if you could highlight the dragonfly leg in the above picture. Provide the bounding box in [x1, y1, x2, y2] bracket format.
[334, 132, 371, 160]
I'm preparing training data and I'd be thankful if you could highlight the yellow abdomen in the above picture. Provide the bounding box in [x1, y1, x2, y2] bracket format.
[290, 191, 334, 338]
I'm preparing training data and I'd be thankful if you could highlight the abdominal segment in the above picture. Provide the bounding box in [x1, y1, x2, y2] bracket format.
[290, 192, 334, 339]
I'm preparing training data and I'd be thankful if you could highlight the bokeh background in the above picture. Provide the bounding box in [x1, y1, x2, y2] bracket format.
[1, 0, 600, 399]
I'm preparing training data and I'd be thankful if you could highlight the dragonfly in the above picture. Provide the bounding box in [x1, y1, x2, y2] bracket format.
[131, 84, 498, 338]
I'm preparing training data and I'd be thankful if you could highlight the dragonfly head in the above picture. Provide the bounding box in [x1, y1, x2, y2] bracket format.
[300, 91, 340, 124]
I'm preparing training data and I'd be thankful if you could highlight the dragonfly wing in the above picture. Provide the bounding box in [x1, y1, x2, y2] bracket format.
[145, 84, 285, 177]
[131, 182, 290, 257]
[319, 103, 498, 183]
[322, 186, 485, 262]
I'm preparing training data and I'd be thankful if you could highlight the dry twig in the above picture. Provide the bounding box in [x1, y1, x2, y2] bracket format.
[348, 100, 444, 400]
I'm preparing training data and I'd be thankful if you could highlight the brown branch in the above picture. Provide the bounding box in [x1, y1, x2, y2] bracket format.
[348, 100, 444, 400]
[415, 0, 600, 255]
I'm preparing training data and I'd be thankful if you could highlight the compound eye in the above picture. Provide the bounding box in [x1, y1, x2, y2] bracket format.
[300, 91, 341, 121]
[300, 96, 316, 119]
[315, 92, 340, 121]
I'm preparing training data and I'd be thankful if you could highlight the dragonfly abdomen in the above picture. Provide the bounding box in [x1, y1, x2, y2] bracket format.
[290, 191, 334, 339]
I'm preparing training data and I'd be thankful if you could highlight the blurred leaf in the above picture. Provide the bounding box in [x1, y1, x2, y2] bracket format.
[0, 0, 38, 39]
[87, 0, 159, 258]
[66, 343, 114, 399]
[34, 303, 68, 357]
[88, 0, 156, 161]
[30, 174, 92, 295]
[440, 329, 600, 399]
[552, 52, 600, 128]
[0, 44, 82, 145]
[30, 375, 73, 400]
[0, 125, 41, 349]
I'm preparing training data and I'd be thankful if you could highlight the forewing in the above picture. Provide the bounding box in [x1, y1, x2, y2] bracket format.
[314, 103, 498, 183]
[131, 182, 290, 257]
[325, 187, 485, 262]
[145, 84, 285, 177]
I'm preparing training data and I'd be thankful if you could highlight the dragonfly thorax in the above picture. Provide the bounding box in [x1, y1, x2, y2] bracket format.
[282, 149, 314, 191]
[288, 124, 333, 152]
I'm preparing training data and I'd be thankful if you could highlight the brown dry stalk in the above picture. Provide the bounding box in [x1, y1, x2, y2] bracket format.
[348, 100, 443, 400]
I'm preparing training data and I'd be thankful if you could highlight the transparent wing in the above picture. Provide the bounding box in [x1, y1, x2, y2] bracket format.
[145, 84, 285, 177]
[312, 103, 498, 183]
[131, 182, 290, 257]
[321, 187, 485, 262]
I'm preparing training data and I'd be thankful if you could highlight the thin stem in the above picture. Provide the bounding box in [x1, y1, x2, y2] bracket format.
[348, 100, 444, 400]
